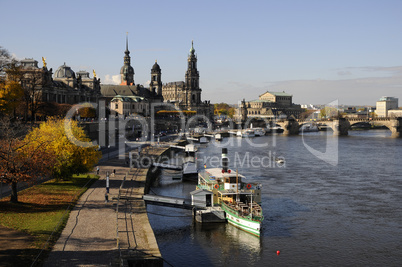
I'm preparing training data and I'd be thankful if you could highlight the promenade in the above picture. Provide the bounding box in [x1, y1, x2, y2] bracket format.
[44, 146, 169, 267]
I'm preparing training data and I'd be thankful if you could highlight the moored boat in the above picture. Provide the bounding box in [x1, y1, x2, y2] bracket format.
[253, 128, 266, 136]
[197, 149, 264, 237]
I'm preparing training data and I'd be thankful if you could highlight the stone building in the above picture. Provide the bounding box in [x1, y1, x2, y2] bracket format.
[19, 58, 101, 105]
[100, 36, 162, 117]
[109, 95, 149, 117]
[101, 39, 212, 119]
[237, 91, 302, 121]
[161, 41, 213, 119]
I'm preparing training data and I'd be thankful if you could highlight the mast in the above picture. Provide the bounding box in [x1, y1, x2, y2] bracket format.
[236, 169, 239, 203]
[250, 192, 253, 219]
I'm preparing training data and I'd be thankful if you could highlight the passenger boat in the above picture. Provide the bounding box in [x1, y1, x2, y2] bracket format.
[196, 149, 264, 237]
[236, 129, 256, 138]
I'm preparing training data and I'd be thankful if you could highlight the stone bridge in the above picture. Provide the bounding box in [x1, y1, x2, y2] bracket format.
[274, 117, 402, 138]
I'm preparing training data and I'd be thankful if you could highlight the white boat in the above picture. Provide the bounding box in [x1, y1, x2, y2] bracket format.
[253, 128, 266, 136]
[275, 157, 285, 164]
[215, 133, 222, 141]
[236, 129, 255, 138]
[197, 167, 263, 237]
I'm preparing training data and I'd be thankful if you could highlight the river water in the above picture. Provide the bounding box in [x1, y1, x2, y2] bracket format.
[147, 130, 402, 266]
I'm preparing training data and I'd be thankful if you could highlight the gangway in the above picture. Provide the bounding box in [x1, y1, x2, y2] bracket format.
[143, 194, 204, 210]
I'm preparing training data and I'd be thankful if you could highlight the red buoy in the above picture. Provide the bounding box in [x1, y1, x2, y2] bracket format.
[277, 250, 280, 255]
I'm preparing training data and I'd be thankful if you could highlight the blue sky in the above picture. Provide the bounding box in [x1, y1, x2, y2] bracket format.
[1, 0, 402, 105]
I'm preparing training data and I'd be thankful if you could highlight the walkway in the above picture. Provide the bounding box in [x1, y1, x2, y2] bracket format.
[44, 148, 165, 266]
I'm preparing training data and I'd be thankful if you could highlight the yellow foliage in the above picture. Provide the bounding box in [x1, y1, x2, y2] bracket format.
[0, 80, 23, 114]
[24, 118, 101, 179]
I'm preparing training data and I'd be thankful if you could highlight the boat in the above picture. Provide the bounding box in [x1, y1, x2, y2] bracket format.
[196, 149, 264, 237]
[236, 129, 255, 138]
[215, 133, 222, 141]
[253, 128, 266, 136]
[299, 124, 319, 133]
[275, 157, 285, 164]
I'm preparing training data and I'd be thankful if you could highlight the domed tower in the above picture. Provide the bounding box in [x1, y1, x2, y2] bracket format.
[54, 62, 77, 87]
[185, 41, 201, 105]
[120, 34, 135, 85]
[150, 60, 162, 95]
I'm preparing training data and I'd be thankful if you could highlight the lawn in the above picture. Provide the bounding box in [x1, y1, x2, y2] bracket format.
[0, 174, 99, 266]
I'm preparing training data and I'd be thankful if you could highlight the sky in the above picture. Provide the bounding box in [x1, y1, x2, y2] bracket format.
[1, 0, 402, 106]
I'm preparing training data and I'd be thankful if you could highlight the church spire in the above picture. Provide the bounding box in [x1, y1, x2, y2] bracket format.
[125, 32, 129, 53]
[120, 32, 134, 85]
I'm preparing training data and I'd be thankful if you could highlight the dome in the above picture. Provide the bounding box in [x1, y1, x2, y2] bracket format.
[54, 63, 76, 79]
[151, 60, 161, 72]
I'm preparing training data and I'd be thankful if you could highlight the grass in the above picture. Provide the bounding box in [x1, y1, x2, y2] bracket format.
[0, 174, 99, 266]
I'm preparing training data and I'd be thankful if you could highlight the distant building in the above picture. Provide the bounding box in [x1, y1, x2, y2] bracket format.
[18, 58, 101, 104]
[236, 91, 303, 121]
[109, 95, 149, 117]
[100, 36, 162, 115]
[375, 96, 398, 117]
[100, 38, 212, 119]
[161, 41, 213, 118]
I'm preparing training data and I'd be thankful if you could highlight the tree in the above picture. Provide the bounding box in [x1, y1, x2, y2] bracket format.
[79, 106, 96, 118]
[23, 118, 101, 180]
[0, 80, 24, 116]
[214, 103, 235, 118]
[0, 117, 55, 203]
[320, 107, 340, 119]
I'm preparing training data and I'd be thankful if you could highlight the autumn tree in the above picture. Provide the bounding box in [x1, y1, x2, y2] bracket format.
[0, 117, 55, 203]
[320, 107, 341, 119]
[0, 80, 24, 116]
[24, 118, 101, 180]
[214, 103, 235, 118]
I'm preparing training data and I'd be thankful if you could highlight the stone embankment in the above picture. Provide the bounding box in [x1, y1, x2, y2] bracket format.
[44, 144, 178, 267]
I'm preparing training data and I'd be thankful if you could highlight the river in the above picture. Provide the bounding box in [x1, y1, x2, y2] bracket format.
[147, 130, 402, 266]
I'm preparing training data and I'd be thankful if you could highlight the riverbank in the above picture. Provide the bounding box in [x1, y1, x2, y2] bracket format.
[0, 174, 99, 267]
[43, 144, 179, 266]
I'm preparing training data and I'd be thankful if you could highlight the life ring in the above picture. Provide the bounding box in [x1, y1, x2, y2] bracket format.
[247, 184, 252, 189]
[214, 184, 219, 189]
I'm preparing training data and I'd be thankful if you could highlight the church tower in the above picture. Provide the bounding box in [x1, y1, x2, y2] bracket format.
[185, 41, 201, 105]
[120, 34, 135, 85]
[150, 60, 162, 95]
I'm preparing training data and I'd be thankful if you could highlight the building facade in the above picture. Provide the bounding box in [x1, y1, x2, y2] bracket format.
[161, 41, 213, 118]
[109, 95, 149, 117]
[18, 58, 101, 105]
[237, 91, 302, 121]
[101, 39, 212, 119]
[375, 96, 399, 117]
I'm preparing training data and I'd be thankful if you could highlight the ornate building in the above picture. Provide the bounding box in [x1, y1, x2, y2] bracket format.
[19, 58, 101, 104]
[236, 91, 303, 122]
[101, 39, 212, 119]
[162, 41, 212, 118]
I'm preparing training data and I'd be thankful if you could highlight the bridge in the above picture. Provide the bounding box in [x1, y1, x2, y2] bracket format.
[273, 117, 402, 138]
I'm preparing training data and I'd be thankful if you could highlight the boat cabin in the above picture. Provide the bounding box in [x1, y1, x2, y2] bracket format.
[190, 189, 214, 207]
[197, 168, 262, 205]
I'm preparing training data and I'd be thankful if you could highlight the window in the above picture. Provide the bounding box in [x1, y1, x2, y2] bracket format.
[115, 103, 118, 109]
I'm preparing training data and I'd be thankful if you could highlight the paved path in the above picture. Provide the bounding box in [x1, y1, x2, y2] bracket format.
[43, 153, 163, 267]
